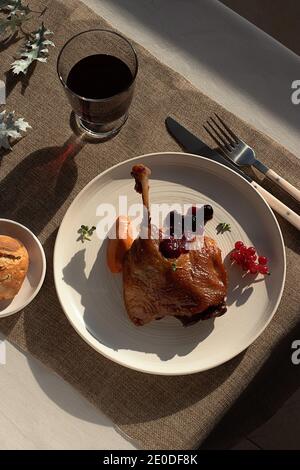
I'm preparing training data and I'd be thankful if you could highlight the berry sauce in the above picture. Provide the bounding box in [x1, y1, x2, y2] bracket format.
[159, 205, 214, 259]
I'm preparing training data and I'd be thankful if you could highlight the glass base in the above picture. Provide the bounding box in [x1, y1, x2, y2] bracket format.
[75, 114, 128, 141]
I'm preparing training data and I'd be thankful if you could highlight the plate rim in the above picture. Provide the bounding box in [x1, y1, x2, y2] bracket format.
[0, 218, 47, 318]
[53, 152, 286, 375]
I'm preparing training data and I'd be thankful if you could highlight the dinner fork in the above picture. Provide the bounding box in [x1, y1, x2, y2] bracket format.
[204, 114, 300, 203]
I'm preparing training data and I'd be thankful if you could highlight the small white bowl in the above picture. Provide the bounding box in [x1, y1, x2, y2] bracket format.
[0, 219, 46, 318]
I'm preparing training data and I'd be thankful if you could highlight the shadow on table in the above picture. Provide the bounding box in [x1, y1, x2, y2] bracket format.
[106, 0, 300, 134]
[219, 0, 300, 56]
[0, 226, 244, 424]
[27, 349, 119, 431]
[0, 133, 84, 236]
[0, 230, 113, 426]
[0, 5, 298, 434]
[0, 31, 21, 53]
[200, 321, 300, 449]
[0, 346, 115, 432]
[1, 224, 297, 432]
[5, 61, 38, 98]
[62, 240, 214, 360]
[200, 199, 300, 448]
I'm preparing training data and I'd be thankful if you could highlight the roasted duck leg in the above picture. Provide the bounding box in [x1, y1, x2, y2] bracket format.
[131, 164, 151, 237]
[123, 165, 228, 326]
[131, 164, 151, 212]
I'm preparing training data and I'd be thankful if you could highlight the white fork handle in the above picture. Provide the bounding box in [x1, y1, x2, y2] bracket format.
[265, 169, 300, 202]
[252, 182, 300, 230]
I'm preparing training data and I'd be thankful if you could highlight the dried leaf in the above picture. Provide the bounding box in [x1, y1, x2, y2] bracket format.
[0, 13, 25, 34]
[0, 109, 30, 149]
[11, 22, 54, 75]
[0, 0, 30, 35]
[0, 0, 30, 15]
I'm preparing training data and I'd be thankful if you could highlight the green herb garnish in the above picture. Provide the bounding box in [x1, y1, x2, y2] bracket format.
[172, 262, 177, 272]
[216, 222, 231, 234]
[77, 225, 96, 243]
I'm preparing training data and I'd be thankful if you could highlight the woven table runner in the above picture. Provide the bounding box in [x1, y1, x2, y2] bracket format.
[0, 0, 299, 450]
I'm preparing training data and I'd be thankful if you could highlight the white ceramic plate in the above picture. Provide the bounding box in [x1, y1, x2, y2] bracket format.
[0, 219, 46, 318]
[54, 153, 286, 375]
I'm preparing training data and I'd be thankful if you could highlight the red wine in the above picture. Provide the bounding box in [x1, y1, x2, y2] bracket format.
[66, 54, 133, 99]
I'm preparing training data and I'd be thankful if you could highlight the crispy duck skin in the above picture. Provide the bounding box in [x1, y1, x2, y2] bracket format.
[123, 164, 228, 326]
[123, 235, 227, 326]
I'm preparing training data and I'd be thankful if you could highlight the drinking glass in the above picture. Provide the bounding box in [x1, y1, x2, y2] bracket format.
[57, 29, 138, 140]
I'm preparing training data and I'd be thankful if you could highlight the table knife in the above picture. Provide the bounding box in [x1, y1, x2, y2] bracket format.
[166, 117, 300, 230]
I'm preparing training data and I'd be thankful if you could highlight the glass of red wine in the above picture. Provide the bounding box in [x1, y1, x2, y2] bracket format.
[57, 29, 138, 140]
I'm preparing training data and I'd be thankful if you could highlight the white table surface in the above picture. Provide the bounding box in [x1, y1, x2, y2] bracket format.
[0, 0, 299, 450]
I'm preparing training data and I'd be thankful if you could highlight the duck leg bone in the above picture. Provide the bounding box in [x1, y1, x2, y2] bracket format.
[131, 165, 152, 235]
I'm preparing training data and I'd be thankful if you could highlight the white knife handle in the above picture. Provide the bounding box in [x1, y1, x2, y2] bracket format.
[265, 169, 300, 202]
[252, 181, 300, 230]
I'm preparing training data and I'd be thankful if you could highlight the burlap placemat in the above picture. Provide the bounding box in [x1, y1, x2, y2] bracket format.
[0, 0, 299, 450]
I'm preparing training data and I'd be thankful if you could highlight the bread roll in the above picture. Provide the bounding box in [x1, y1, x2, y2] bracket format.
[0, 235, 29, 300]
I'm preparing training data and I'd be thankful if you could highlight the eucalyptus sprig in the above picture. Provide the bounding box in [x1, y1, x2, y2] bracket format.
[11, 22, 54, 75]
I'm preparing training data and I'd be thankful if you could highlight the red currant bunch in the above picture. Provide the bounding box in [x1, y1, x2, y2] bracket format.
[230, 241, 270, 275]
